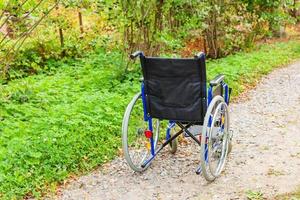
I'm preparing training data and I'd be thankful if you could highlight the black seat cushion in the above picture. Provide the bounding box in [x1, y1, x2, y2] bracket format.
[140, 55, 207, 122]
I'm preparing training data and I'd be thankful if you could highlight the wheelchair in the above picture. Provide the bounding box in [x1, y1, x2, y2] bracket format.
[122, 51, 232, 181]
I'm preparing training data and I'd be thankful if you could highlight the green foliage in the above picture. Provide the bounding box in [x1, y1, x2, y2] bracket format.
[246, 190, 264, 200]
[207, 41, 300, 95]
[114, 0, 208, 53]
[1, 0, 299, 79]
[0, 50, 134, 199]
[1, 40, 300, 199]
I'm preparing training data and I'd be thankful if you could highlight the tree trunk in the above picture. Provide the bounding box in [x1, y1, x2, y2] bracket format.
[293, 0, 300, 22]
[152, 0, 164, 55]
[203, 36, 207, 55]
[59, 28, 64, 47]
[78, 11, 84, 37]
[205, 1, 219, 58]
[59, 28, 65, 57]
[157, 0, 164, 31]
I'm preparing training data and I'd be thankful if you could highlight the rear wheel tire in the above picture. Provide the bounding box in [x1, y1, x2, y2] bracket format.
[122, 92, 160, 172]
[200, 95, 230, 181]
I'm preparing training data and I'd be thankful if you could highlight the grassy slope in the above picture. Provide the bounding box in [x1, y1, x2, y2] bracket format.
[1, 41, 300, 199]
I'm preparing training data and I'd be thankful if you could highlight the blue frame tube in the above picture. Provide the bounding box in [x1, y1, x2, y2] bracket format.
[141, 83, 149, 121]
[223, 83, 229, 104]
[208, 86, 213, 106]
[206, 85, 214, 163]
[148, 118, 155, 156]
[141, 82, 155, 156]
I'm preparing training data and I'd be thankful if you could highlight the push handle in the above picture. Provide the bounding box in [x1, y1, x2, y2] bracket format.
[194, 52, 205, 59]
[130, 51, 144, 59]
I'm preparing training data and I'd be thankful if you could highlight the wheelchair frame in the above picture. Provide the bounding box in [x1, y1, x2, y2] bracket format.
[123, 51, 231, 181]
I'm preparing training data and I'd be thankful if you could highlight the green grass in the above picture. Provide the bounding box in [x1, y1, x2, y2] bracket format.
[275, 189, 300, 200]
[275, 187, 300, 200]
[1, 40, 300, 199]
[246, 190, 264, 200]
[246, 187, 300, 200]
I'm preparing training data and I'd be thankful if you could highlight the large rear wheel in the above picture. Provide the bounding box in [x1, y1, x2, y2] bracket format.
[200, 95, 230, 181]
[122, 93, 160, 172]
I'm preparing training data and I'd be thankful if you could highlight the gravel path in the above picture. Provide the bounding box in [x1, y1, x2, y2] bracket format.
[58, 62, 300, 200]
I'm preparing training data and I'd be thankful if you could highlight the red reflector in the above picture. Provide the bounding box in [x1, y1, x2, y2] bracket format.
[144, 130, 153, 138]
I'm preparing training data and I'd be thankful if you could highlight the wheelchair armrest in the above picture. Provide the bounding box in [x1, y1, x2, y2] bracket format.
[130, 51, 144, 59]
[210, 74, 225, 86]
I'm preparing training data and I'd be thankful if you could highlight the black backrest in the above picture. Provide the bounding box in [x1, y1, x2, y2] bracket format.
[140, 53, 207, 122]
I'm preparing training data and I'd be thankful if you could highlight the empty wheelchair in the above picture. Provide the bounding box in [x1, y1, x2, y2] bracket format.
[122, 51, 232, 181]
